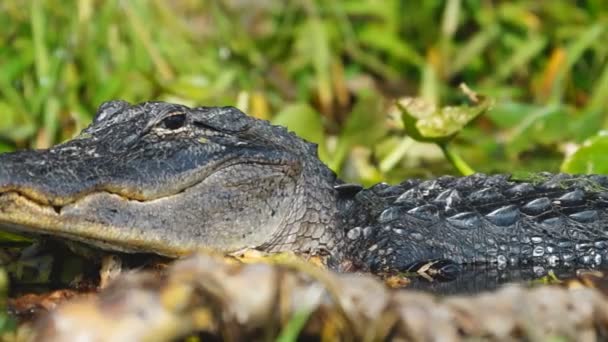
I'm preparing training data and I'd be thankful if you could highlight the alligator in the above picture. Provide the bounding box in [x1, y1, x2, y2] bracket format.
[2, 100, 608, 282]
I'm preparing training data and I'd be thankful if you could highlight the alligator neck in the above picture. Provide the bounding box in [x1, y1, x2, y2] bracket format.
[259, 150, 345, 257]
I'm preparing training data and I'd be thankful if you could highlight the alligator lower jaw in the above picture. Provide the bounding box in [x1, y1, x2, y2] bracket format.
[0, 191, 191, 257]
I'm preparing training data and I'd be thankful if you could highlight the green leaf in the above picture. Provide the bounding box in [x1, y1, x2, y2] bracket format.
[275, 308, 313, 342]
[561, 133, 608, 174]
[328, 89, 385, 172]
[396, 94, 492, 143]
[272, 104, 328, 163]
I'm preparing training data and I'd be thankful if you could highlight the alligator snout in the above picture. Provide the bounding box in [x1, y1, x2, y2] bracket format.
[0, 147, 90, 205]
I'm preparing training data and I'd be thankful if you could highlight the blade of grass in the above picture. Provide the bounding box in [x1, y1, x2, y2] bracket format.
[275, 308, 314, 342]
[449, 24, 500, 76]
[548, 23, 605, 104]
[496, 35, 547, 81]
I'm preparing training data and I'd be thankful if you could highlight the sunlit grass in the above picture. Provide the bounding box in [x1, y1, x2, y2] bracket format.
[2, 1, 608, 182]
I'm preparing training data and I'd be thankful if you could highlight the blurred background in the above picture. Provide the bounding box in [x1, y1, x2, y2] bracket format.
[1, 0, 608, 185]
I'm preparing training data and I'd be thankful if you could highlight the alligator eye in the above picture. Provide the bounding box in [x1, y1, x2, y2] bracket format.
[161, 114, 186, 130]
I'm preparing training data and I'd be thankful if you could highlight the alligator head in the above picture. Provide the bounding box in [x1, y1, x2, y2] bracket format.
[0, 101, 341, 256]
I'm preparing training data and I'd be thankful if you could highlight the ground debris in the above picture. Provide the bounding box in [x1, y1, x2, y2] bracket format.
[31, 253, 608, 341]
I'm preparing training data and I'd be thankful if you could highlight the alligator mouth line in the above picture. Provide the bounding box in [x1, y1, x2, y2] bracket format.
[0, 158, 297, 256]
[0, 187, 163, 215]
[0, 156, 291, 207]
[0, 190, 194, 256]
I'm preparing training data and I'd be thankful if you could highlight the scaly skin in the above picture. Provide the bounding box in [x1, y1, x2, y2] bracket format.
[339, 173, 608, 273]
[1, 101, 608, 277]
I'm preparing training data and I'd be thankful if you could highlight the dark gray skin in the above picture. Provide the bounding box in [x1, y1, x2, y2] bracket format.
[2, 100, 608, 283]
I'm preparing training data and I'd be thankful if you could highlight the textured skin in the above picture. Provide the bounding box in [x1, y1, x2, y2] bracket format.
[0, 101, 339, 255]
[1, 101, 608, 276]
[340, 173, 608, 272]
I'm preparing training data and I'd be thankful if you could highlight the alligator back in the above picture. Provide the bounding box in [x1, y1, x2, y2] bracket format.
[339, 173, 608, 272]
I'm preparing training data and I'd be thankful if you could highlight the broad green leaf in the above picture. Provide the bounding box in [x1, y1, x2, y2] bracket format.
[561, 133, 608, 174]
[272, 104, 328, 163]
[329, 89, 385, 172]
[397, 94, 492, 143]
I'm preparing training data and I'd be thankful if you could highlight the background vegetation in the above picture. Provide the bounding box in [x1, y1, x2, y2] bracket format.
[2, 1, 608, 337]
[1, 0, 608, 184]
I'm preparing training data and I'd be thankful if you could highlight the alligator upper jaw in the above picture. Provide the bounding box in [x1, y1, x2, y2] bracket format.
[0, 191, 192, 256]
[0, 145, 214, 255]
[0, 148, 300, 257]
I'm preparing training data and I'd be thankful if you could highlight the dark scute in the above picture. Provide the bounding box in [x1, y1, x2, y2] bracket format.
[433, 189, 462, 205]
[395, 188, 417, 203]
[485, 205, 519, 226]
[541, 216, 562, 228]
[556, 188, 585, 205]
[406, 204, 439, 221]
[569, 210, 599, 223]
[378, 206, 408, 223]
[334, 183, 364, 198]
[521, 197, 551, 215]
[94, 100, 131, 123]
[504, 182, 535, 196]
[447, 211, 480, 229]
[467, 187, 504, 203]
[195, 106, 252, 132]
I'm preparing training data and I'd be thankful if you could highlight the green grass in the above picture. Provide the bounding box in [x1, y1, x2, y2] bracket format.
[1, 0, 608, 182]
[2, 1, 608, 336]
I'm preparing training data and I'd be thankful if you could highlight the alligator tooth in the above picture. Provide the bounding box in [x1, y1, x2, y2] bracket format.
[569, 210, 598, 223]
[446, 212, 480, 229]
[406, 204, 439, 221]
[504, 182, 535, 196]
[467, 187, 503, 203]
[521, 197, 551, 215]
[485, 205, 519, 226]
